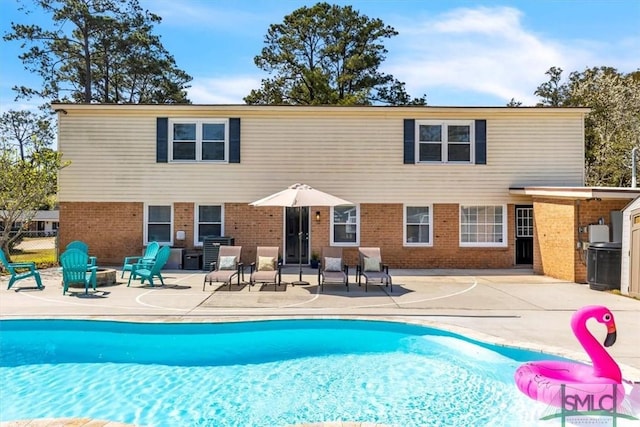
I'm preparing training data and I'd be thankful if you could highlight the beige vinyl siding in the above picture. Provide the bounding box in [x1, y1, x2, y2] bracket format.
[56, 105, 586, 205]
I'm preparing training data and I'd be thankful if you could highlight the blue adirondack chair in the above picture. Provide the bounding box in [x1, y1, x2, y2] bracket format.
[66, 240, 97, 267]
[0, 250, 43, 290]
[127, 245, 171, 287]
[60, 248, 98, 295]
[121, 241, 160, 278]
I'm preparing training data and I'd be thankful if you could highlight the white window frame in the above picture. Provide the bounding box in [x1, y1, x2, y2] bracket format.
[404, 204, 433, 247]
[330, 205, 360, 246]
[516, 207, 534, 238]
[144, 203, 173, 246]
[193, 204, 224, 246]
[415, 120, 474, 164]
[459, 204, 507, 247]
[168, 118, 229, 162]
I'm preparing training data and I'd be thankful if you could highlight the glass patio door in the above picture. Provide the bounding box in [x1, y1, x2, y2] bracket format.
[285, 207, 309, 264]
[515, 205, 533, 264]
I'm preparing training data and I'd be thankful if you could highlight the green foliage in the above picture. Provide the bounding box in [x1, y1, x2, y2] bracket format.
[0, 110, 55, 160]
[245, 2, 426, 106]
[0, 110, 66, 258]
[535, 66, 640, 186]
[534, 66, 568, 107]
[506, 98, 522, 107]
[4, 0, 192, 104]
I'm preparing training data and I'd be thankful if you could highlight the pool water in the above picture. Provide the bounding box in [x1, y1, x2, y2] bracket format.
[0, 319, 555, 426]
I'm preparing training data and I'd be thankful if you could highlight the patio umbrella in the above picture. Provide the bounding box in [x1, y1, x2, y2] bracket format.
[250, 183, 352, 284]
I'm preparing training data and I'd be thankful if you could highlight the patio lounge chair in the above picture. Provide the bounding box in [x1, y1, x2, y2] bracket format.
[66, 240, 97, 267]
[203, 245, 243, 291]
[121, 241, 160, 278]
[0, 250, 43, 290]
[356, 247, 392, 292]
[249, 246, 282, 290]
[60, 248, 98, 295]
[127, 245, 171, 287]
[318, 246, 348, 292]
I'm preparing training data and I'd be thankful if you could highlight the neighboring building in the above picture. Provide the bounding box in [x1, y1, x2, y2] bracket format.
[31, 210, 59, 236]
[1, 210, 59, 236]
[53, 104, 640, 285]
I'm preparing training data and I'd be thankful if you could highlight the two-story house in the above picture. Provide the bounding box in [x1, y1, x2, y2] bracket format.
[53, 104, 640, 289]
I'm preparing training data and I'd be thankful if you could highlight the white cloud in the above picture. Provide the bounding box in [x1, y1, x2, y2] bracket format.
[431, 6, 523, 35]
[188, 75, 262, 104]
[154, 3, 639, 107]
[144, 0, 264, 33]
[385, 6, 635, 106]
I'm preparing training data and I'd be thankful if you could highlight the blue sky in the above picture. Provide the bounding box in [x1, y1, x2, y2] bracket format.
[0, 0, 638, 112]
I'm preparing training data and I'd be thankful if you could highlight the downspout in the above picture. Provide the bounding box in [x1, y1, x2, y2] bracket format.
[576, 199, 587, 266]
[632, 147, 637, 188]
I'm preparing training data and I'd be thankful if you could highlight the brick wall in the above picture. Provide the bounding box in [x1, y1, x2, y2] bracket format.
[60, 201, 517, 269]
[533, 197, 629, 283]
[575, 198, 629, 282]
[310, 206, 331, 260]
[59, 202, 143, 265]
[224, 203, 284, 265]
[533, 198, 577, 281]
[173, 202, 194, 249]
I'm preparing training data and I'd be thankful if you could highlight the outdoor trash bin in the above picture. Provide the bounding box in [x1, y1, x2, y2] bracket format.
[587, 242, 621, 291]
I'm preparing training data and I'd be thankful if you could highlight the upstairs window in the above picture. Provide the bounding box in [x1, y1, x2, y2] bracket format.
[417, 120, 474, 163]
[169, 119, 228, 162]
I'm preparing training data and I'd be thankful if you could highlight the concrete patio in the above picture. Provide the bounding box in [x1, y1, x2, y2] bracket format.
[1, 266, 639, 376]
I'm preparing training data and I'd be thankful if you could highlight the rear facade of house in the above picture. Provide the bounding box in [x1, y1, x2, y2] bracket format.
[54, 104, 592, 277]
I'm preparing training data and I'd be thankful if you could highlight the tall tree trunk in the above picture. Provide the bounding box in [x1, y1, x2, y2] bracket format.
[81, 23, 92, 103]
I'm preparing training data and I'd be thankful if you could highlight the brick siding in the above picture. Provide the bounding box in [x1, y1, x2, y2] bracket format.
[533, 197, 629, 283]
[59, 201, 518, 270]
[59, 202, 143, 265]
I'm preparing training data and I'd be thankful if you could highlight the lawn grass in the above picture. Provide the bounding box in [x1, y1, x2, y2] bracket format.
[9, 248, 58, 269]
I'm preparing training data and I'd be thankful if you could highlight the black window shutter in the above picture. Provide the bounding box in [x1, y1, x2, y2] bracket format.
[403, 119, 415, 164]
[475, 120, 486, 165]
[156, 117, 168, 163]
[229, 118, 241, 163]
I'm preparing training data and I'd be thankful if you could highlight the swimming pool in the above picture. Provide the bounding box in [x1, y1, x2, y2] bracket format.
[0, 319, 555, 426]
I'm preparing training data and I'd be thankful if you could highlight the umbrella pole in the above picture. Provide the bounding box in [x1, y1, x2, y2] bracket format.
[299, 206, 303, 281]
[293, 206, 308, 286]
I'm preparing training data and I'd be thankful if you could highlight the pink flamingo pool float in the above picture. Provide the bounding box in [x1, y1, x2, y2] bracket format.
[515, 305, 627, 409]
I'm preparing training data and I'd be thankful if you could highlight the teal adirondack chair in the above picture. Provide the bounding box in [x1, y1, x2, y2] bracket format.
[60, 248, 97, 295]
[121, 241, 160, 278]
[66, 240, 97, 267]
[0, 250, 43, 290]
[127, 245, 170, 287]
